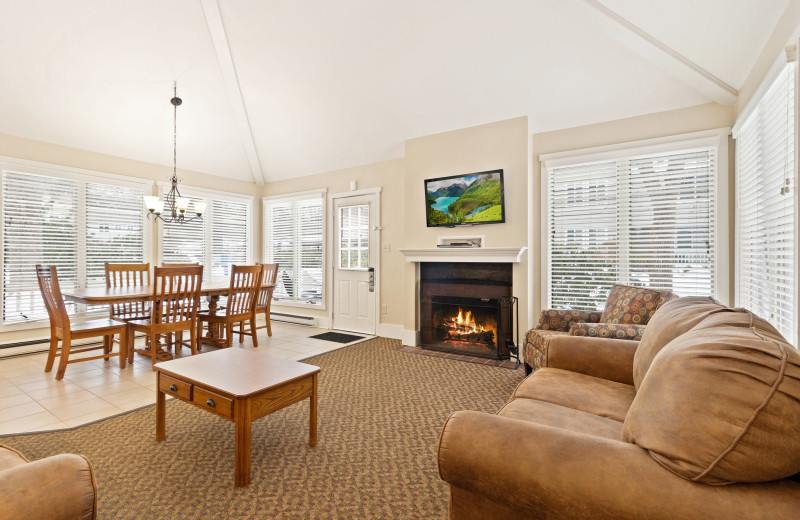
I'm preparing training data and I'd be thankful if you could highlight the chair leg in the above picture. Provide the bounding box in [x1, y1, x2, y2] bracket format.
[265, 309, 272, 337]
[226, 322, 233, 348]
[196, 320, 204, 352]
[150, 333, 158, 370]
[128, 326, 135, 364]
[55, 336, 71, 381]
[189, 326, 197, 356]
[239, 321, 245, 343]
[103, 336, 111, 360]
[45, 336, 59, 373]
[176, 331, 183, 352]
[119, 329, 127, 369]
[250, 318, 258, 347]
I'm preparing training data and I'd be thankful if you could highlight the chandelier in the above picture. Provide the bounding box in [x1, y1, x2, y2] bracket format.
[144, 82, 206, 223]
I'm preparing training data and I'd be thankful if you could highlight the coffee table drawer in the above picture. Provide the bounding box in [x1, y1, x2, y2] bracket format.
[160, 374, 192, 401]
[193, 387, 233, 418]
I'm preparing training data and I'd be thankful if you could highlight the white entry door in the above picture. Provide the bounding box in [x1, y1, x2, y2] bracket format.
[333, 194, 377, 334]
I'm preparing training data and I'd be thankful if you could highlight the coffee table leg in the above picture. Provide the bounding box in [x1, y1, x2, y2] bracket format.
[309, 372, 318, 447]
[156, 375, 165, 442]
[234, 398, 251, 487]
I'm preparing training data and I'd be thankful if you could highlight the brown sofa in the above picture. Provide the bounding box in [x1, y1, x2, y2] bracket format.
[438, 297, 800, 519]
[0, 445, 97, 520]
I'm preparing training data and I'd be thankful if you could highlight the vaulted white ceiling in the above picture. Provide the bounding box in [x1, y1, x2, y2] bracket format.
[0, 0, 791, 182]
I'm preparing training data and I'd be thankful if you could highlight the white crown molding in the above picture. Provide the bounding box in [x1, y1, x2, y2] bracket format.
[398, 247, 527, 263]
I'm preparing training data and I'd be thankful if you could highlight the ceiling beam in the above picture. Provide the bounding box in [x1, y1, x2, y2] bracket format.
[201, 0, 265, 185]
[568, 0, 738, 105]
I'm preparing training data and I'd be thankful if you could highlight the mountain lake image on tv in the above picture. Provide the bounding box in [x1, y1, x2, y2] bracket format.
[425, 169, 505, 227]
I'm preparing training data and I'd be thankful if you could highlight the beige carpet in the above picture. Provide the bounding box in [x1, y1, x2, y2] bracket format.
[1, 338, 524, 519]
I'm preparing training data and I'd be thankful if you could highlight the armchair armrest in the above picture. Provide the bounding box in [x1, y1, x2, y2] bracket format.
[536, 309, 604, 332]
[545, 334, 638, 385]
[0, 454, 97, 520]
[438, 411, 800, 520]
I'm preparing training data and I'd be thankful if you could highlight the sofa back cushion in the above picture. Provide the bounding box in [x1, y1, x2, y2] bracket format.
[622, 308, 800, 484]
[600, 284, 671, 325]
[632, 296, 726, 390]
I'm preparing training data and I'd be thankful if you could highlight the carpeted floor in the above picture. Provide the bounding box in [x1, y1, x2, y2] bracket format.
[0, 338, 524, 519]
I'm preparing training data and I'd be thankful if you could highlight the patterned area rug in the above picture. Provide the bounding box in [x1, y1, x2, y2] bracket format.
[1, 338, 524, 520]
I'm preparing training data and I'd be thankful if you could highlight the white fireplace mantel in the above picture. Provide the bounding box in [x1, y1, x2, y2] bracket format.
[398, 247, 527, 263]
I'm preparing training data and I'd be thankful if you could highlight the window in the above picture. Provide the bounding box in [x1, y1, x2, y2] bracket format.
[338, 204, 369, 269]
[1, 164, 147, 325]
[542, 133, 725, 310]
[159, 186, 252, 281]
[733, 58, 796, 344]
[264, 191, 325, 306]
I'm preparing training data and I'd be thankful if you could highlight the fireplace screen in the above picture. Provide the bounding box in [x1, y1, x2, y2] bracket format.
[421, 295, 516, 359]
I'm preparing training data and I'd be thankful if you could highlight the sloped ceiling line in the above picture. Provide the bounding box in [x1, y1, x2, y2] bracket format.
[200, 0, 265, 185]
[573, 0, 739, 105]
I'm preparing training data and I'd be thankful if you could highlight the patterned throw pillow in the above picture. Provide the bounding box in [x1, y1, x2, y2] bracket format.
[601, 284, 668, 325]
[568, 322, 646, 341]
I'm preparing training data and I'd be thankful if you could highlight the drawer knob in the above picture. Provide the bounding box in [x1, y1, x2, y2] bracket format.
[169, 384, 177, 392]
[206, 398, 216, 408]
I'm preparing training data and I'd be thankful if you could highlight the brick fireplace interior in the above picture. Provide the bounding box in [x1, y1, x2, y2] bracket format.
[419, 262, 514, 359]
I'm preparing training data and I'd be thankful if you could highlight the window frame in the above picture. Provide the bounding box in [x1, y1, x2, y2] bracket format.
[263, 189, 327, 310]
[539, 128, 731, 311]
[0, 156, 153, 331]
[155, 182, 253, 282]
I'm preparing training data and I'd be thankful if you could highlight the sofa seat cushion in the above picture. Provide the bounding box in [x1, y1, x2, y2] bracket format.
[623, 308, 800, 484]
[499, 398, 624, 440]
[513, 368, 635, 422]
[0, 445, 28, 472]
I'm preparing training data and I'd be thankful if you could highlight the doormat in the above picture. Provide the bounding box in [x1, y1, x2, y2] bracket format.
[309, 332, 366, 343]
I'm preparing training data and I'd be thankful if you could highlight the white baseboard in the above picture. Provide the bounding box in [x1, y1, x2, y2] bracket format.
[401, 328, 420, 346]
[377, 323, 404, 340]
[316, 316, 332, 329]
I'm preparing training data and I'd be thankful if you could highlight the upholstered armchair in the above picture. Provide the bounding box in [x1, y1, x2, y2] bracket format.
[0, 445, 97, 520]
[524, 284, 675, 375]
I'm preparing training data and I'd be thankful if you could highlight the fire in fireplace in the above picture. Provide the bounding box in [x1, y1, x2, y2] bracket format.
[436, 304, 497, 348]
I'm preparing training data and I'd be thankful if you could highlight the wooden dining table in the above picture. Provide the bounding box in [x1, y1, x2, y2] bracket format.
[62, 283, 275, 357]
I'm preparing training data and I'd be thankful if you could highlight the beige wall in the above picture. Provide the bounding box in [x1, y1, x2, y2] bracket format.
[404, 117, 530, 333]
[262, 159, 406, 327]
[530, 102, 735, 324]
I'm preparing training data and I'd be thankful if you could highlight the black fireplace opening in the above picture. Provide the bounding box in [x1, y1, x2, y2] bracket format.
[419, 262, 515, 360]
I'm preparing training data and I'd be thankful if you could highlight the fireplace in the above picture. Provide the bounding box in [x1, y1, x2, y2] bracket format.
[420, 263, 515, 360]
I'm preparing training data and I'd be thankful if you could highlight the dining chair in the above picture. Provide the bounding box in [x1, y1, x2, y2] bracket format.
[246, 263, 278, 338]
[161, 262, 203, 351]
[36, 265, 128, 381]
[128, 266, 203, 369]
[105, 262, 150, 352]
[197, 264, 262, 348]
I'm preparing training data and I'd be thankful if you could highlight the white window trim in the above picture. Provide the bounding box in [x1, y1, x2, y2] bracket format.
[263, 189, 327, 310]
[539, 128, 731, 310]
[0, 156, 153, 331]
[155, 182, 254, 271]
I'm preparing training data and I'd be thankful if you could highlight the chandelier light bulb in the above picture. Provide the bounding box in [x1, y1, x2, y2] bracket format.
[176, 197, 190, 212]
[144, 196, 160, 211]
[194, 201, 207, 216]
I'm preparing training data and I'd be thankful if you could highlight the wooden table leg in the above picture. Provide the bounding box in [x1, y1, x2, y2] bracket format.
[203, 294, 222, 348]
[234, 398, 251, 487]
[118, 329, 127, 369]
[309, 373, 318, 447]
[156, 374, 166, 442]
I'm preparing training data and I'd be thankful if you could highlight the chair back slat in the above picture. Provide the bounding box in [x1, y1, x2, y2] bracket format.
[35, 265, 70, 330]
[256, 263, 279, 308]
[151, 266, 203, 325]
[105, 263, 150, 318]
[227, 265, 263, 317]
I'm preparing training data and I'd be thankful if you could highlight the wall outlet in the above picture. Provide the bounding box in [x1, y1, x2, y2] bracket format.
[381, 304, 388, 314]
[382, 242, 391, 252]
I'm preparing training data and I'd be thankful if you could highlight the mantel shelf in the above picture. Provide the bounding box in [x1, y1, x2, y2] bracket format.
[399, 247, 527, 263]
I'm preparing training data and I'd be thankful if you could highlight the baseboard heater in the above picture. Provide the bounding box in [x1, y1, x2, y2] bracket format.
[270, 312, 316, 327]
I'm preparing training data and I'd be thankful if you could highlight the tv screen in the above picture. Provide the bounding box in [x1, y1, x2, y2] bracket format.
[425, 169, 505, 227]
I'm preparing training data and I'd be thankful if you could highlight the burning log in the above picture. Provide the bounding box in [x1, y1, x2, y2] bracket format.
[447, 329, 495, 344]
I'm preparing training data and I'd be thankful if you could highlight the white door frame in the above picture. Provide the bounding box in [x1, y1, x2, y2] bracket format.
[328, 187, 382, 333]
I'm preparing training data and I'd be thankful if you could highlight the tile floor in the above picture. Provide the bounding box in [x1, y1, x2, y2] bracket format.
[0, 322, 370, 435]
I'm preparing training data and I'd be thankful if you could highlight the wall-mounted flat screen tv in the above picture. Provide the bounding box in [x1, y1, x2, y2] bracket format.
[425, 169, 505, 227]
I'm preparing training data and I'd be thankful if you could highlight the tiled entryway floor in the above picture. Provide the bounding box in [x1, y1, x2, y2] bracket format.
[0, 323, 370, 435]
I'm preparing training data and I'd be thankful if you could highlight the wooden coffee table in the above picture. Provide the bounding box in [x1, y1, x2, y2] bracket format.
[154, 348, 320, 486]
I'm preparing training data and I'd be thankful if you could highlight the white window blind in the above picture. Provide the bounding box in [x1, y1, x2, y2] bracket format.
[2, 169, 145, 324]
[546, 144, 718, 310]
[734, 60, 796, 344]
[264, 193, 324, 305]
[160, 192, 251, 281]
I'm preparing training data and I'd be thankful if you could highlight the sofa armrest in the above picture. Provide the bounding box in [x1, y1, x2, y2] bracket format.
[438, 411, 800, 520]
[536, 309, 604, 332]
[545, 334, 638, 385]
[0, 454, 97, 520]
